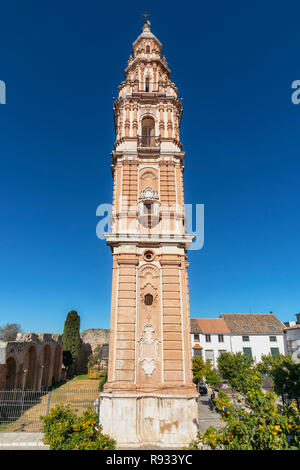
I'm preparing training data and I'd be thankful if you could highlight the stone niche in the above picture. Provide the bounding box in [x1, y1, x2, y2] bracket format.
[0, 333, 63, 391]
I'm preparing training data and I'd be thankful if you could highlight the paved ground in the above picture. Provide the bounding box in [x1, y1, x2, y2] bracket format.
[197, 394, 225, 433]
[0, 447, 49, 450]
[0, 432, 49, 449]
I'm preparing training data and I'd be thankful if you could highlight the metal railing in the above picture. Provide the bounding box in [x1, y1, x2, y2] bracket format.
[0, 389, 99, 432]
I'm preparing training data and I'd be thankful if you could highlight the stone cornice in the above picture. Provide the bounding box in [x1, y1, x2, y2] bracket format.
[125, 57, 170, 76]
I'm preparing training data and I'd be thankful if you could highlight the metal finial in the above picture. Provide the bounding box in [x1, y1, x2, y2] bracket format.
[141, 13, 150, 24]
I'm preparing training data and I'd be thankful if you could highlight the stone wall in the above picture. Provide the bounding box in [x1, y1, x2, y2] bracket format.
[77, 329, 110, 374]
[0, 333, 63, 391]
[80, 329, 110, 352]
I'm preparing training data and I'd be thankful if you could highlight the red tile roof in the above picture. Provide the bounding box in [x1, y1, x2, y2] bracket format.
[191, 318, 230, 334]
[190, 313, 285, 335]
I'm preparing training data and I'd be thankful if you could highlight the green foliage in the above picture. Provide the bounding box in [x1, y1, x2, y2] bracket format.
[205, 367, 222, 389]
[99, 370, 108, 392]
[192, 356, 221, 388]
[217, 351, 260, 394]
[62, 310, 81, 374]
[257, 354, 300, 399]
[257, 353, 291, 376]
[41, 404, 116, 450]
[0, 323, 22, 342]
[88, 346, 102, 367]
[188, 389, 300, 450]
[188, 354, 300, 450]
[272, 361, 300, 399]
[62, 350, 73, 369]
[192, 356, 206, 383]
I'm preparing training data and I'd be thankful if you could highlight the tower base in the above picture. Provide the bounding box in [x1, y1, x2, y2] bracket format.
[99, 393, 199, 449]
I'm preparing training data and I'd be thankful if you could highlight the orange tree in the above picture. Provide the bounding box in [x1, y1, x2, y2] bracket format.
[257, 354, 300, 401]
[272, 361, 300, 400]
[192, 356, 221, 388]
[192, 356, 206, 384]
[257, 353, 291, 376]
[217, 351, 260, 394]
[188, 386, 300, 450]
[41, 404, 116, 450]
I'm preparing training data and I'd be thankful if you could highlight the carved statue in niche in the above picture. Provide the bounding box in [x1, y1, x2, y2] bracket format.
[138, 324, 161, 376]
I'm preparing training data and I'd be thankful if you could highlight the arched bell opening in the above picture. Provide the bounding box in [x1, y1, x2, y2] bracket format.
[141, 117, 155, 146]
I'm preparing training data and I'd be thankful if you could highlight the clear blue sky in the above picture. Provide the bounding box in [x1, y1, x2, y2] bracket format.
[0, 0, 299, 333]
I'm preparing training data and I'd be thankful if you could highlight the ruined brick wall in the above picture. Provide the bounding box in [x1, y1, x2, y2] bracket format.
[0, 334, 63, 390]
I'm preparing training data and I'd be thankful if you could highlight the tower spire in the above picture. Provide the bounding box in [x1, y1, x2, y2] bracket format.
[141, 12, 150, 25]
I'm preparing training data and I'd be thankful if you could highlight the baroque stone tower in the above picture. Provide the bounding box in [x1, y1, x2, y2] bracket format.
[99, 19, 198, 448]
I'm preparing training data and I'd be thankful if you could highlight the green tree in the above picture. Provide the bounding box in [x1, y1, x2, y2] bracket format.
[257, 353, 291, 376]
[0, 323, 22, 342]
[62, 310, 81, 376]
[188, 389, 300, 450]
[217, 351, 259, 394]
[205, 367, 222, 389]
[192, 356, 222, 388]
[192, 356, 206, 384]
[188, 354, 300, 450]
[272, 360, 300, 399]
[257, 354, 300, 400]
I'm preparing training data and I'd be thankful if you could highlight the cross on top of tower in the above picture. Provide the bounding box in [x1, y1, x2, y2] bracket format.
[141, 13, 151, 32]
[141, 13, 150, 24]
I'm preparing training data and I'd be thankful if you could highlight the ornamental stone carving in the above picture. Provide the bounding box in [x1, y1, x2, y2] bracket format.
[138, 324, 161, 376]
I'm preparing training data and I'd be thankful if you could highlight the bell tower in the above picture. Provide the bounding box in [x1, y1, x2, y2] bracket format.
[99, 19, 198, 448]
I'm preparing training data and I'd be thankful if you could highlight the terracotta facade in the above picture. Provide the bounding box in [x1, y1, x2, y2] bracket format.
[100, 20, 198, 447]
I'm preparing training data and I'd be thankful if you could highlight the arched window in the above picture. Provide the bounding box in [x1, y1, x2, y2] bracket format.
[141, 117, 155, 146]
[145, 77, 150, 92]
[146, 45, 150, 53]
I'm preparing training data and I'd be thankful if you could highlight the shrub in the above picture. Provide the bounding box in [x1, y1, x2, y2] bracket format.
[88, 346, 102, 367]
[192, 356, 221, 388]
[88, 365, 104, 379]
[99, 370, 108, 392]
[41, 404, 116, 450]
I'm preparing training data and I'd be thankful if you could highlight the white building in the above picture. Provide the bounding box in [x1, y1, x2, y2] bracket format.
[190, 313, 286, 366]
[283, 313, 300, 362]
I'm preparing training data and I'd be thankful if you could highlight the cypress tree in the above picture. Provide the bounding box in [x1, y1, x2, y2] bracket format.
[62, 310, 81, 376]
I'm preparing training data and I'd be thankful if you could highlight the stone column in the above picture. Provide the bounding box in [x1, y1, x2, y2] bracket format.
[22, 369, 28, 391]
[37, 365, 44, 390]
